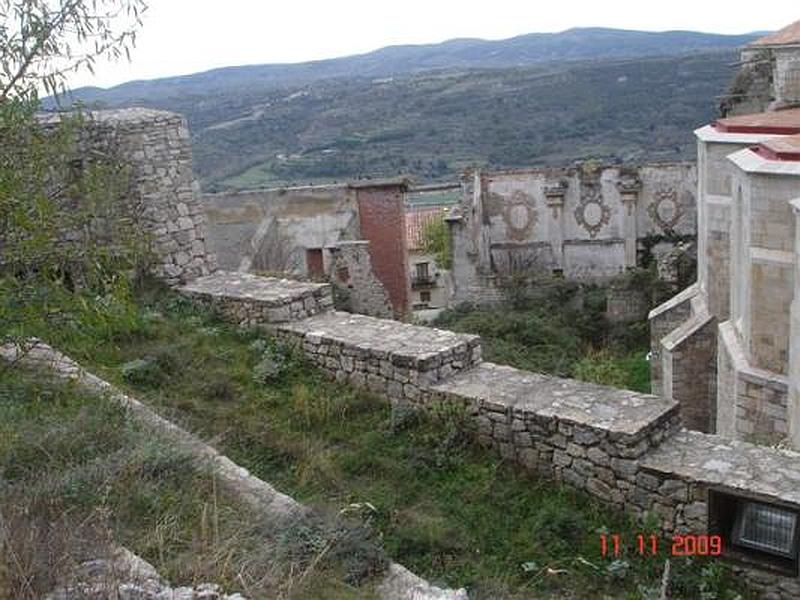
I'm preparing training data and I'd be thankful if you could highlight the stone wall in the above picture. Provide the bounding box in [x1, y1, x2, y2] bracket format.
[448, 162, 697, 304]
[40, 108, 216, 285]
[175, 273, 800, 598]
[179, 272, 333, 326]
[423, 362, 680, 504]
[329, 241, 393, 318]
[276, 311, 481, 401]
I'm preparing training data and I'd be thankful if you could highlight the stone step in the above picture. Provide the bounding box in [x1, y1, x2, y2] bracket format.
[179, 271, 333, 326]
[277, 311, 482, 398]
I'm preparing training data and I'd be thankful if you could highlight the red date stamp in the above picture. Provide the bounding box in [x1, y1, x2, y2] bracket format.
[600, 533, 723, 557]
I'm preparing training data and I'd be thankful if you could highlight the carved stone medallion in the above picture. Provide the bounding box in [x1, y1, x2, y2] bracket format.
[574, 186, 611, 239]
[503, 190, 538, 241]
[649, 187, 682, 231]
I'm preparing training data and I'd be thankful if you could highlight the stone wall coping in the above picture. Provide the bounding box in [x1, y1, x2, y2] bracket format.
[38, 107, 183, 127]
[694, 124, 786, 145]
[648, 282, 699, 321]
[641, 429, 800, 506]
[661, 309, 714, 352]
[729, 146, 800, 176]
[719, 321, 789, 392]
[430, 362, 679, 438]
[278, 311, 480, 364]
[179, 271, 331, 305]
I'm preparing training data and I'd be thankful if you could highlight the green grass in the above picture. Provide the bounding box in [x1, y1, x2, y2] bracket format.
[433, 282, 653, 394]
[44, 284, 748, 599]
[0, 368, 380, 599]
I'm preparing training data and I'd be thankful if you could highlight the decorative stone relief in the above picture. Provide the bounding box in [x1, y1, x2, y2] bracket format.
[574, 185, 611, 238]
[649, 186, 683, 231]
[544, 180, 568, 218]
[503, 190, 538, 241]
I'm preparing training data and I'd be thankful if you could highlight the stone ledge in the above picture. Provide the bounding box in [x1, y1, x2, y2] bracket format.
[179, 271, 333, 325]
[430, 362, 678, 440]
[641, 429, 800, 506]
[648, 282, 699, 321]
[278, 311, 481, 372]
[180, 271, 330, 304]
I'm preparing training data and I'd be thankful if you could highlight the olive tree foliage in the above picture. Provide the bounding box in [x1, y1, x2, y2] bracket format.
[0, 0, 146, 101]
[0, 0, 149, 360]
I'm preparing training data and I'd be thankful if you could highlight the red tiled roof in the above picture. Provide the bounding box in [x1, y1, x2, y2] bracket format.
[751, 134, 800, 161]
[749, 20, 800, 47]
[405, 207, 448, 250]
[713, 108, 800, 134]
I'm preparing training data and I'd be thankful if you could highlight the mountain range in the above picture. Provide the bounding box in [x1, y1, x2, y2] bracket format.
[56, 27, 761, 189]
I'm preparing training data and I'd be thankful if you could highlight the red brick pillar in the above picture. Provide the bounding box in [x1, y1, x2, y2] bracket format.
[352, 180, 411, 318]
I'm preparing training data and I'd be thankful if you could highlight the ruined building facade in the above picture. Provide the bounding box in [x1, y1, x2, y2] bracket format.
[446, 162, 697, 304]
[203, 179, 411, 319]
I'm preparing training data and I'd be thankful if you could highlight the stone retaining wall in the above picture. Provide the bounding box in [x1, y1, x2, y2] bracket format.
[423, 362, 681, 508]
[276, 311, 481, 401]
[179, 271, 334, 326]
[164, 273, 800, 598]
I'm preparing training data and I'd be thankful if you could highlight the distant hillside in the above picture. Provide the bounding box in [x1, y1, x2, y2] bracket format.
[53, 28, 757, 189]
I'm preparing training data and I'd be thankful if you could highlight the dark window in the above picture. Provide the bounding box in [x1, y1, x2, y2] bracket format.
[709, 489, 800, 575]
[415, 262, 430, 279]
[420, 291, 431, 303]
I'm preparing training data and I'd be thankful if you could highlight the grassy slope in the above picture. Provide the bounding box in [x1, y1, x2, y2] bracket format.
[434, 282, 652, 394]
[0, 369, 379, 599]
[46, 286, 747, 599]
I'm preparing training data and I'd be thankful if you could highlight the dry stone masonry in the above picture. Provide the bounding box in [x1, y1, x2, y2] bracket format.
[39, 108, 217, 284]
[424, 362, 680, 504]
[174, 273, 800, 598]
[277, 310, 481, 400]
[179, 271, 333, 326]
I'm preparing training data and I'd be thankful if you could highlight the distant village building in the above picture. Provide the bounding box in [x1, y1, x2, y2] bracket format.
[651, 23, 800, 448]
[203, 179, 411, 319]
[721, 19, 800, 116]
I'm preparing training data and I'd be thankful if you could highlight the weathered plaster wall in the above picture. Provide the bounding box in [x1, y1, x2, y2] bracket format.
[204, 181, 411, 318]
[203, 184, 359, 273]
[448, 162, 696, 304]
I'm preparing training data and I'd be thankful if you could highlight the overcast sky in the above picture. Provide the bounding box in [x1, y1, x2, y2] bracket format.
[70, 0, 800, 89]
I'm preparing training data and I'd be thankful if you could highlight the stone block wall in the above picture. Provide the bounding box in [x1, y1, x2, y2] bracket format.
[422, 362, 681, 509]
[660, 311, 718, 433]
[649, 284, 698, 397]
[276, 312, 481, 401]
[179, 272, 333, 326]
[40, 108, 216, 285]
[329, 241, 394, 319]
[717, 321, 790, 445]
